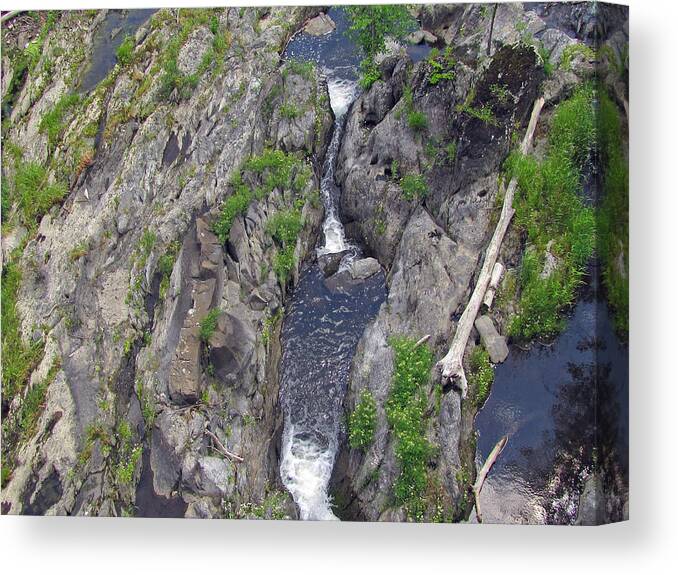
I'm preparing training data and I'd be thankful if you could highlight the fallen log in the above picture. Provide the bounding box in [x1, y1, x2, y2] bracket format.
[473, 434, 508, 523]
[437, 96, 545, 397]
[482, 262, 505, 310]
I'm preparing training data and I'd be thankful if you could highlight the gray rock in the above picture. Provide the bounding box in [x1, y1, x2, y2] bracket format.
[196, 456, 234, 498]
[177, 27, 213, 76]
[407, 29, 437, 45]
[349, 257, 381, 280]
[575, 474, 607, 525]
[303, 13, 335, 36]
[318, 250, 348, 277]
[474, 316, 509, 364]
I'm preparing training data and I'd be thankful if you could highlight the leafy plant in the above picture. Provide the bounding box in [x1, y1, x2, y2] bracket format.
[386, 336, 436, 520]
[506, 84, 597, 340]
[345, 5, 416, 89]
[199, 308, 222, 342]
[348, 389, 377, 450]
[400, 174, 428, 201]
[116, 35, 135, 66]
[467, 346, 494, 407]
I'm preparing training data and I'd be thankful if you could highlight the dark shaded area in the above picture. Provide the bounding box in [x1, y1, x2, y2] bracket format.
[134, 447, 187, 518]
[22, 466, 63, 515]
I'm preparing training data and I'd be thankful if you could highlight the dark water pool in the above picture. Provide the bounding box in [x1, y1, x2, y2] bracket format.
[78, 9, 156, 93]
[475, 268, 629, 524]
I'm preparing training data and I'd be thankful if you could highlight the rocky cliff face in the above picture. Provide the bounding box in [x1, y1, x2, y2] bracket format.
[331, 2, 624, 521]
[1, 7, 333, 518]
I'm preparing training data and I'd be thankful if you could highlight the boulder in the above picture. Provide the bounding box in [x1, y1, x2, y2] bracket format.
[318, 250, 348, 277]
[474, 315, 509, 364]
[407, 29, 438, 45]
[349, 257, 381, 280]
[303, 13, 336, 36]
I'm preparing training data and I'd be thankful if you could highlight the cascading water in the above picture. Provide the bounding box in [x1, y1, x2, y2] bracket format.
[278, 9, 386, 520]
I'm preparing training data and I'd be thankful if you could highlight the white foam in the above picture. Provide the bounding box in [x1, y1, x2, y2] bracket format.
[326, 74, 357, 118]
[280, 424, 339, 521]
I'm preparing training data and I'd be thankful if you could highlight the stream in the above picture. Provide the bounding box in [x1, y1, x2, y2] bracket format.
[474, 264, 629, 524]
[279, 8, 387, 521]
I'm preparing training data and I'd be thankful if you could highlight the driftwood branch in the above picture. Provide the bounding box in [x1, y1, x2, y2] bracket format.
[473, 435, 508, 523]
[414, 334, 431, 348]
[437, 97, 545, 397]
[205, 429, 244, 463]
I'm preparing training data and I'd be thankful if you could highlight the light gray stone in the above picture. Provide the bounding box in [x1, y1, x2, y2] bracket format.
[474, 315, 509, 364]
[349, 257, 381, 280]
[303, 13, 336, 36]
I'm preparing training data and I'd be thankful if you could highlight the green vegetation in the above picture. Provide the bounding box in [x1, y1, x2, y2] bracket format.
[213, 148, 309, 248]
[213, 173, 252, 243]
[467, 347, 493, 407]
[158, 9, 231, 100]
[445, 141, 457, 164]
[136, 380, 156, 431]
[157, 242, 180, 299]
[199, 308, 222, 342]
[456, 101, 497, 126]
[560, 43, 596, 71]
[345, 5, 416, 89]
[2, 150, 68, 230]
[489, 82, 511, 105]
[113, 420, 142, 486]
[1, 260, 45, 403]
[1, 357, 60, 487]
[348, 389, 377, 450]
[401, 85, 428, 134]
[268, 205, 304, 283]
[407, 110, 428, 132]
[1, 12, 58, 111]
[386, 336, 436, 520]
[506, 84, 597, 339]
[39, 93, 81, 151]
[282, 59, 315, 81]
[426, 47, 457, 86]
[116, 35, 136, 66]
[597, 90, 629, 334]
[224, 488, 290, 520]
[400, 173, 428, 201]
[279, 103, 300, 119]
[261, 307, 283, 346]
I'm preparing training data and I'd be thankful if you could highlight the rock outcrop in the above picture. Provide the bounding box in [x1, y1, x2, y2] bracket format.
[1, 6, 331, 518]
[332, 2, 610, 522]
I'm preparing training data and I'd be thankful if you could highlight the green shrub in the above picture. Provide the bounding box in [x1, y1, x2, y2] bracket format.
[507, 84, 597, 340]
[9, 160, 68, 228]
[445, 141, 457, 164]
[279, 103, 300, 119]
[597, 89, 628, 334]
[267, 209, 303, 247]
[273, 245, 296, 283]
[199, 308, 222, 342]
[386, 336, 435, 520]
[358, 58, 381, 90]
[400, 174, 428, 201]
[39, 93, 81, 150]
[213, 175, 253, 243]
[560, 43, 596, 71]
[348, 389, 377, 450]
[116, 35, 135, 66]
[468, 346, 494, 407]
[427, 46, 456, 85]
[407, 110, 428, 132]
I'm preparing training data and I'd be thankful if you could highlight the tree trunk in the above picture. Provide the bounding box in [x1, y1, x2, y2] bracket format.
[437, 97, 545, 397]
[473, 435, 508, 523]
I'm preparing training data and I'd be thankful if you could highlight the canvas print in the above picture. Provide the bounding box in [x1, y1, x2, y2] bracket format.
[0, 2, 628, 524]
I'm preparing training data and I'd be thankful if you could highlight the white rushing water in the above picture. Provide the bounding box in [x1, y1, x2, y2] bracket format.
[280, 425, 339, 521]
[316, 74, 357, 257]
[278, 71, 360, 521]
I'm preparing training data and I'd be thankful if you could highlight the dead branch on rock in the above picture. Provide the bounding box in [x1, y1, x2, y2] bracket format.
[437, 97, 545, 397]
[205, 429, 244, 463]
[473, 434, 508, 523]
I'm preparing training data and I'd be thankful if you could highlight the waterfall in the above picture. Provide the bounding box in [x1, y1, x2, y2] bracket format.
[279, 74, 358, 522]
[317, 76, 357, 257]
